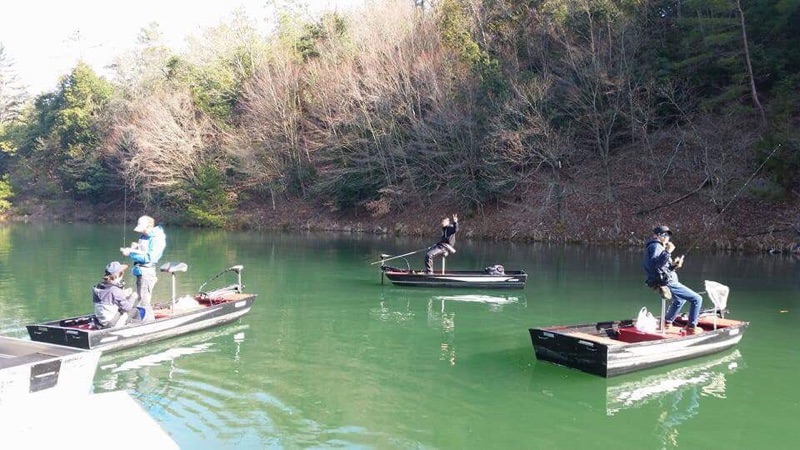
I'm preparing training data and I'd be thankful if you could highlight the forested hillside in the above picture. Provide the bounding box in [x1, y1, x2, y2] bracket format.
[0, 0, 798, 251]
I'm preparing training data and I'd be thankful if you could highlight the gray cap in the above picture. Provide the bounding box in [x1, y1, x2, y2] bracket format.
[105, 261, 129, 275]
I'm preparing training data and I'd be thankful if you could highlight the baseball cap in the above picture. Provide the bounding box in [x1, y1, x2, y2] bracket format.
[134, 215, 154, 233]
[653, 225, 673, 236]
[105, 261, 129, 275]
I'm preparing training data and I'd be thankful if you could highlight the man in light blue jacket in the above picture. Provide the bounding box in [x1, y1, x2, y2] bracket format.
[121, 215, 166, 322]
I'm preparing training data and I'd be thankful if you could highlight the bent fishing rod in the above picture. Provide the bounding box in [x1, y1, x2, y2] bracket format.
[680, 143, 781, 258]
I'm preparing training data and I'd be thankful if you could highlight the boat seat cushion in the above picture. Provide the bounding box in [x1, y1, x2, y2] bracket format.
[616, 327, 668, 343]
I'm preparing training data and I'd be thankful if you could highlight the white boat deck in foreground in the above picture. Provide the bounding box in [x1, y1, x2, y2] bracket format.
[1, 389, 178, 449]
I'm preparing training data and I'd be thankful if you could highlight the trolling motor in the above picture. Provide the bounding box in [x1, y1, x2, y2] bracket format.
[379, 254, 390, 285]
[379, 257, 412, 273]
[197, 265, 245, 300]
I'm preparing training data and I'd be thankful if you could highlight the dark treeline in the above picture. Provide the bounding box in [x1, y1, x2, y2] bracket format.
[0, 0, 798, 246]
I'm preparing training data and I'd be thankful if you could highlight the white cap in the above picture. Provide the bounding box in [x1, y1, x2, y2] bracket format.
[134, 215, 154, 233]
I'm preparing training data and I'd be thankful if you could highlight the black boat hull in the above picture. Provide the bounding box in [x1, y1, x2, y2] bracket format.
[27, 294, 255, 353]
[382, 269, 527, 289]
[529, 317, 748, 377]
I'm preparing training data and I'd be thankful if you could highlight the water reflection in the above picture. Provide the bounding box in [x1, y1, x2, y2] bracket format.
[606, 350, 744, 447]
[431, 293, 525, 309]
[96, 324, 249, 391]
[368, 299, 416, 323]
[426, 298, 458, 366]
[371, 291, 526, 368]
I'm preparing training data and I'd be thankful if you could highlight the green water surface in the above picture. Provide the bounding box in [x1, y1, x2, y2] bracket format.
[0, 223, 797, 449]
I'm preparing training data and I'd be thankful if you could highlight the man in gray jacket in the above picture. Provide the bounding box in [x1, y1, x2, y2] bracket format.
[93, 261, 140, 328]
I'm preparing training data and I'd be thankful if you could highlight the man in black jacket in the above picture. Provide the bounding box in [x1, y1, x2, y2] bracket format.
[423, 214, 458, 273]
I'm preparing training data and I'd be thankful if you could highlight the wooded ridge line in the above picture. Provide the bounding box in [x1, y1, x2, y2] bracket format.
[0, 1, 797, 253]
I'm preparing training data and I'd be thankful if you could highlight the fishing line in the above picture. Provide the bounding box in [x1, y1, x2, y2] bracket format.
[123, 186, 128, 246]
[682, 143, 781, 256]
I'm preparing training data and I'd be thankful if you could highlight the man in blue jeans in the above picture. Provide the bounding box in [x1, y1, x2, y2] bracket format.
[642, 225, 703, 333]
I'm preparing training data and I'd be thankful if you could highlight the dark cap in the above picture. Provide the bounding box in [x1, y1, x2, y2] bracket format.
[653, 225, 673, 236]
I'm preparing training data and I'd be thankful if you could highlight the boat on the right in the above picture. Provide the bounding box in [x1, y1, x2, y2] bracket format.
[529, 280, 749, 377]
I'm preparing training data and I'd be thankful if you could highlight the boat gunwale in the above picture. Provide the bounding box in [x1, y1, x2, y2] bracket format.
[26, 294, 256, 352]
[383, 269, 528, 277]
[531, 318, 750, 348]
[30, 294, 257, 332]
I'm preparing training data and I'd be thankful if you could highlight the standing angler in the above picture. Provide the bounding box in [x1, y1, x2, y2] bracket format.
[642, 225, 703, 333]
[121, 215, 166, 323]
[423, 214, 458, 274]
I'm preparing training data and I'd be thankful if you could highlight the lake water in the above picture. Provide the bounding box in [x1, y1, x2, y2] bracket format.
[0, 223, 798, 448]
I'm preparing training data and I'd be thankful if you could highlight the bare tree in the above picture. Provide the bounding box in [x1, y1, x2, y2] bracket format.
[235, 0, 468, 212]
[234, 51, 305, 205]
[106, 89, 214, 205]
[485, 74, 574, 221]
[545, 0, 642, 203]
[735, 0, 766, 126]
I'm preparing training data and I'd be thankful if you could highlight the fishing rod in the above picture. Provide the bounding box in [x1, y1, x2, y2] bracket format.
[370, 247, 431, 265]
[680, 143, 781, 257]
[122, 186, 128, 246]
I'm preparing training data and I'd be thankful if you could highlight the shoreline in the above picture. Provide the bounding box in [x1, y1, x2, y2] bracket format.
[4, 199, 799, 257]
